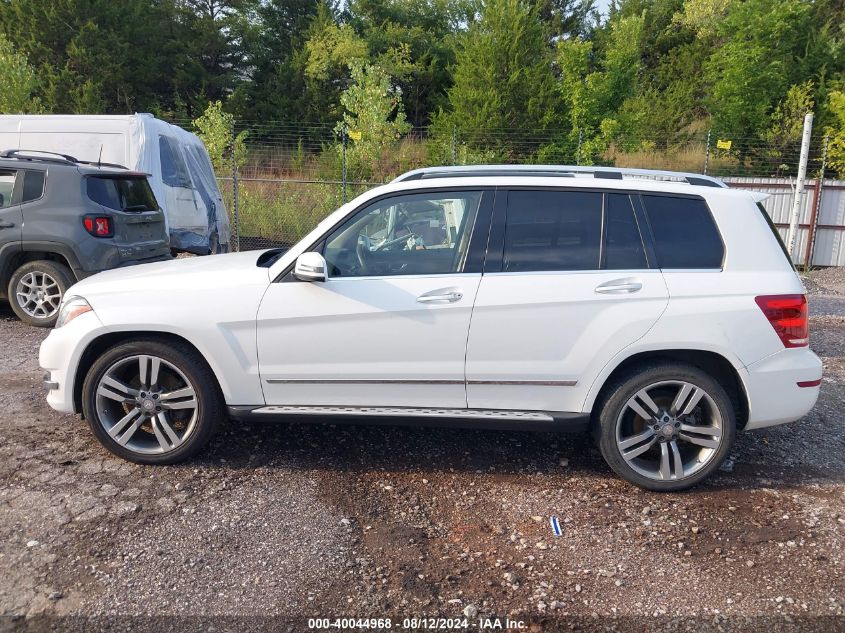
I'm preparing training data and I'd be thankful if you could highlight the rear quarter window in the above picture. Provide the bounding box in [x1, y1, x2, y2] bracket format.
[22, 170, 45, 203]
[642, 195, 724, 269]
[86, 176, 159, 211]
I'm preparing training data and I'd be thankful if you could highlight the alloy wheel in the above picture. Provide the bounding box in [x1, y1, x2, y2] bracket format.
[614, 380, 724, 482]
[95, 355, 199, 455]
[15, 271, 62, 319]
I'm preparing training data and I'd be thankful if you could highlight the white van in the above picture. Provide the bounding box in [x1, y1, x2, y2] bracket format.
[0, 114, 230, 254]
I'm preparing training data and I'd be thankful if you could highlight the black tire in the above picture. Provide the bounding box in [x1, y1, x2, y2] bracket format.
[82, 338, 224, 465]
[8, 260, 75, 327]
[595, 362, 736, 492]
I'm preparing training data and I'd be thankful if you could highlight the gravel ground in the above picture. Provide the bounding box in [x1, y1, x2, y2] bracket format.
[1, 277, 844, 632]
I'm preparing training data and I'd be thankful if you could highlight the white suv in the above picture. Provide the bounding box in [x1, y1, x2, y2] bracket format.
[39, 166, 822, 491]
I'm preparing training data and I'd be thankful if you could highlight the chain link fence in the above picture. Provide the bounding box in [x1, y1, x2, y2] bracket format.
[168, 118, 834, 255]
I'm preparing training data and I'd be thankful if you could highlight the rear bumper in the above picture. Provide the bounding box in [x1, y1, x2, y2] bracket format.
[743, 347, 823, 430]
[77, 251, 171, 279]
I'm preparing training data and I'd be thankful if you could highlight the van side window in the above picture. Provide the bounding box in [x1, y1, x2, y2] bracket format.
[503, 190, 602, 272]
[159, 137, 192, 188]
[603, 193, 647, 269]
[0, 170, 16, 208]
[22, 170, 46, 203]
[642, 195, 724, 269]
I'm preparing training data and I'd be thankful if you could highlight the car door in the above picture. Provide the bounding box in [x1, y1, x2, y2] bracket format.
[465, 188, 670, 413]
[0, 169, 23, 262]
[257, 188, 493, 408]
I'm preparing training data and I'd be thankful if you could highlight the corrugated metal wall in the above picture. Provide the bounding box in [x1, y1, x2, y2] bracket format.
[724, 177, 845, 267]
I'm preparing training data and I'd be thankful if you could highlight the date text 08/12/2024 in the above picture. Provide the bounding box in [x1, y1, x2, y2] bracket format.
[307, 617, 528, 630]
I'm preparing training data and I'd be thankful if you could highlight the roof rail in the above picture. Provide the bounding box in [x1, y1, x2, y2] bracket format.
[0, 149, 128, 170]
[0, 149, 79, 165]
[392, 165, 727, 188]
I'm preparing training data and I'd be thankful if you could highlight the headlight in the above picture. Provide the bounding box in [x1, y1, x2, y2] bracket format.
[55, 297, 92, 328]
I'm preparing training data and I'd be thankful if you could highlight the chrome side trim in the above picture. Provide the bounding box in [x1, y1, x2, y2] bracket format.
[265, 378, 577, 386]
[468, 379, 578, 387]
[266, 378, 463, 385]
[251, 405, 555, 421]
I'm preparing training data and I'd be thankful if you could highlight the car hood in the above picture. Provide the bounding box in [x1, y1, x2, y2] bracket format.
[67, 251, 272, 301]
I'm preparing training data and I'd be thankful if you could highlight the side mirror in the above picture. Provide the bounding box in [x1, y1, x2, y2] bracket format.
[294, 252, 327, 282]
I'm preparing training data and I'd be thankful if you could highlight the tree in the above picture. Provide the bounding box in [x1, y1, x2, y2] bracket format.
[557, 12, 645, 160]
[824, 90, 845, 178]
[193, 100, 248, 172]
[0, 33, 41, 113]
[438, 0, 558, 151]
[763, 81, 815, 157]
[335, 61, 411, 178]
[705, 0, 820, 145]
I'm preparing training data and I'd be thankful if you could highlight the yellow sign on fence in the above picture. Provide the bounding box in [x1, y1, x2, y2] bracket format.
[716, 139, 732, 150]
[348, 130, 362, 141]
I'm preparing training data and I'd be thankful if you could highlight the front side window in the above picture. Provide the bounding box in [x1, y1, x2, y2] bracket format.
[642, 195, 724, 269]
[503, 190, 602, 272]
[323, 191, 482, 277]
[86, 176, 159, 211]
[0, 170, 17, 208]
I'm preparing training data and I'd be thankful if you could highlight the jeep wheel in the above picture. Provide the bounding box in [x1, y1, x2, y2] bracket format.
[82, 339, 224, 464]
[8, 260, 75, 327]
[596, 362, 736, 492]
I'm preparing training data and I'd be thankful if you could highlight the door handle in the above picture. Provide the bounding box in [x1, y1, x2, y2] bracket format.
[417, 287, 464, 304]
[595, 278, 643, 294]
[0, 221, 14, 229]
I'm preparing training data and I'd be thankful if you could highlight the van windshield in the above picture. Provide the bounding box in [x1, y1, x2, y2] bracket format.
[87, 176, 158, 212]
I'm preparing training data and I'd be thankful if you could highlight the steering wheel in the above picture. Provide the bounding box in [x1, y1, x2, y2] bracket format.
[356, 238, 371, 274]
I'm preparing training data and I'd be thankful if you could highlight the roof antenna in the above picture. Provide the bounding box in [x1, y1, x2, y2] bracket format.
[97, 144, 103, 167]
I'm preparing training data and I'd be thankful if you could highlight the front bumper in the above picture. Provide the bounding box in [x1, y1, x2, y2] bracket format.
[743, 347, 823, 430]
[39, 309, 105, 414]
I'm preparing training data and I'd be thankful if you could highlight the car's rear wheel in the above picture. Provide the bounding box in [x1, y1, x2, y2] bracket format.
[82, 339, 223, 464]
[595, 363, 735, 491]
[8, 260, 75, 327]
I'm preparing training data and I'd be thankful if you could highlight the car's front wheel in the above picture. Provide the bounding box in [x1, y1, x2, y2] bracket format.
[595, 362, 736, 491]
[82, 339, 224, 464]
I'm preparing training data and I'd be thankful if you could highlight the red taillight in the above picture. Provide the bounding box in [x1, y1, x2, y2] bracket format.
[83, 216, 112, 237]
[754, 294, 808, 348]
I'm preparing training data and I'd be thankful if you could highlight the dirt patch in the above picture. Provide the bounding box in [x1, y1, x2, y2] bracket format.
[0, 300, 843, 630]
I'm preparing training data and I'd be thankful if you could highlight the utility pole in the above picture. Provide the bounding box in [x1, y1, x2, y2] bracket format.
[786, 113, 813, 259]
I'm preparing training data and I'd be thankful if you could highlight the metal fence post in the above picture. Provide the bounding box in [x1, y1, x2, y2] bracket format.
[804, 133, 829, 269]
[703, 129, 711, 175]
[451, 125, 457, 165]
[341, 124, 348, 204]
[230, 118, 240, 252]
[576, 129, 583, 166]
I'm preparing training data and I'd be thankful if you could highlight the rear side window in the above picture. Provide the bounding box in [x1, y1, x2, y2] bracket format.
[503, 190, 602, 271]
[604, 193, 647, 269]
[22, 170, 45, 203]
[159, 136, 192, 188]
[0, 170, 16, 208]
[642, 195, 724, 269]
[86, 176, 159, 211]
